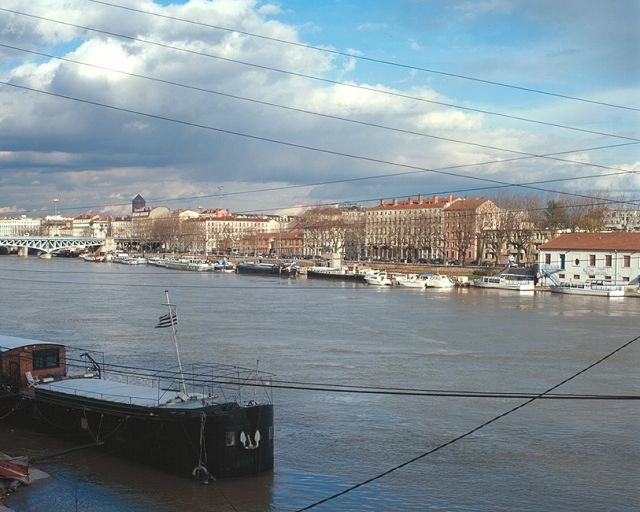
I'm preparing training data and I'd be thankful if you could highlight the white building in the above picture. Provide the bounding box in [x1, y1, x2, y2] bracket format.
[72, 215, 109, 238]
[539, 232, 640, 286]
[0, 216, 41, 236]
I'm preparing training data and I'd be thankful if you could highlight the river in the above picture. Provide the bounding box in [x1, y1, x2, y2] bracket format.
[0, 256, 638, 511]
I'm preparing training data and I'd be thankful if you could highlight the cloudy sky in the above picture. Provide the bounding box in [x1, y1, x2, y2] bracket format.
[0, 0, 638, 216]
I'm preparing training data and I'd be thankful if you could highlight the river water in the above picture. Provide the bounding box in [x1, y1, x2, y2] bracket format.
[0, 256, 638, 511]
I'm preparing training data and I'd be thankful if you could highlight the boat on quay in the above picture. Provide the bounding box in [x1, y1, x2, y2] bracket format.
[0, 297, 274, 481]
[549, 280, 625, 297]
[236, 261, 298, 277]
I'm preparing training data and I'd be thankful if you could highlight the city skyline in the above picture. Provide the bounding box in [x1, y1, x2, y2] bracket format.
[0, 0, 637, 217]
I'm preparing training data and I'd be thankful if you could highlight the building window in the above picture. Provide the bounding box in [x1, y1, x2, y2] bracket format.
[559, 274, 565, 279]
[225, 432, 236, 446]
[589, 275, 595, 279]
[605, 255, 612, 267]
[589, 254, 596, 266]
[574, 258, 580, 266]
[32, 349, 60, 370]
[573, 275, 580, 280]
[623, 277, 630, 283]
[605, 276, 612, 281]
[623, 255, 631, 267]
[544, 254, 551, 265]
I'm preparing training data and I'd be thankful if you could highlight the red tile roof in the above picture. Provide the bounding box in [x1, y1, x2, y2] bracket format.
[540, 232, 640, 251]
[444, 198, 491, 210]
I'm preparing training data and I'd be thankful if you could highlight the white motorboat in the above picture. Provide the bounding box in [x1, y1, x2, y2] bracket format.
[395, 274, 428, 288]
[424, 274, 454, 288]
[472, 273, 535, 291]
[364, 271, 393, 286]
[550, 280, 625, 297]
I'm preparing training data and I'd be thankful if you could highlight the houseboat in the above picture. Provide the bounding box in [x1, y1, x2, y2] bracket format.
[0, 334, 274, 481]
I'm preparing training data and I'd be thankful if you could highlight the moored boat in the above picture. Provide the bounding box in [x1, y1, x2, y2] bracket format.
[165, 258, 212, 271]
[236, 261, 298, 277]
[395, 273, 430, 288]
[213, 259, 235, 273]
[0, 302, 274, 480]
[550, 280, 625, 297]
[80, 253, 105, 263]
[364, 271, 393, 286]
[306, 267, 367, 282]
[425, 274, 454, 288]
[472, 273, 535, 291]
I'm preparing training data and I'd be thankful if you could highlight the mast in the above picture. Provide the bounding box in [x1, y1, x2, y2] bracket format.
[163, 290, 188, 396]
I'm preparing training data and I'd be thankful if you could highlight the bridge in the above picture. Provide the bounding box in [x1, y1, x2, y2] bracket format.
[0, 236, 106, 254]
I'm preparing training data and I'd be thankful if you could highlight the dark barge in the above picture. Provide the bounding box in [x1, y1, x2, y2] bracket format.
[306, 267, 367, 282]
[236, 261, 298, 277]
[0, 334, 274, 481]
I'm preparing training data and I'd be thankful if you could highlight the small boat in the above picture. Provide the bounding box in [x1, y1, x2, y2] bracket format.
[80, 253, 105, 262]
[111, 252, 130, 264]
[125, 256, 148, 265]
[147, 256, 168, 268]
[472, 273, 535, 291]
[0, 296, 274, 481]
[213, 259, 235, 273]
[395, 273, 430, 288]
[425, 274, 454, 288]
[236, 261, 298, 277]
[550, 280, 625, 297]
[364, 271, 393, 286]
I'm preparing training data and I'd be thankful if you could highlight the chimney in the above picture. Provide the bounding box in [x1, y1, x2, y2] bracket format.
[448, 194, 453, 202]
[418, 193, 423, 204]
[393, 198, 397, 206]
[433, 195, 439, 204]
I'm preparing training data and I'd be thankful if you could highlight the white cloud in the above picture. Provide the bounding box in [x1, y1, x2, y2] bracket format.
[257, 3, 283, 16]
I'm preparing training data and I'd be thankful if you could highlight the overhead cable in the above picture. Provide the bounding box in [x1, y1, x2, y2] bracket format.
[293, 332, 640, 510]
[1, 81, 638, 213]
[84, 0, 639, 112]
[0, 7, 637, 140]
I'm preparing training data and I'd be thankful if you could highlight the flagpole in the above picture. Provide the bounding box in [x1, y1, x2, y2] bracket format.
[164, 290, 188, 396]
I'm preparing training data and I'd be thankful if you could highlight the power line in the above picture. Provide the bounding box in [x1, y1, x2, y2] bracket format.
[84, 0, 640, 113]
[7, 139, 640, 217]
[293, 332, 640, 510]
[1, 81, 638, 214]
[5, 43, 638, 163]
[62, 356, 640, 401]
[1, 7, 637, 141]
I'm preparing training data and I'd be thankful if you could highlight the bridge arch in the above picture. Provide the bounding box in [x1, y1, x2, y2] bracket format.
[0, 236, 105, 254]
